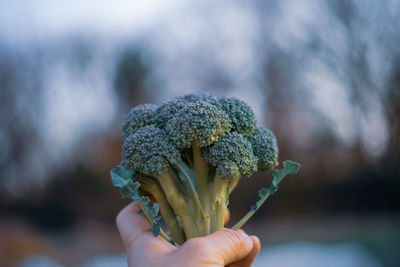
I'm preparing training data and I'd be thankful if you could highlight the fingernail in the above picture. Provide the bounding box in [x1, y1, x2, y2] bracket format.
[239, 232, 253, 250]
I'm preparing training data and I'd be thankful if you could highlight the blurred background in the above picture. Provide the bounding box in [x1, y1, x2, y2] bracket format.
[0, 0, 399, 266]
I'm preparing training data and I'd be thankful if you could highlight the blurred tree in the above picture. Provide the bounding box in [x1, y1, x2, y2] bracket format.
[114, 47, 150, 113]
[0, 44, 47, 196]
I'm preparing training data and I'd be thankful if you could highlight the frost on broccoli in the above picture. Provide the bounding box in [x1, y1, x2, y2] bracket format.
[111, 93, 300, 245]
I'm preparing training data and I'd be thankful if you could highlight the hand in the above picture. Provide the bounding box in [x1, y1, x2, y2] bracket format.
[116, 202, 261, 267]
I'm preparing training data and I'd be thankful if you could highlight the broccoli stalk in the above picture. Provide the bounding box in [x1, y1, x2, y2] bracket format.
[156, 170, 205, 240]
[192, 144, 209, 207]
[111, 93, 300, 245]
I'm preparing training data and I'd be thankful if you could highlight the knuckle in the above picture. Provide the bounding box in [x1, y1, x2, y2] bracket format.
[224, 229, 243, 244]
[183, 237, 208, 253]
[218, 228, 245, 249]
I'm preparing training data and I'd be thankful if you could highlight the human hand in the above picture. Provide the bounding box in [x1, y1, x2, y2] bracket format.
[116, 202, 261, 267]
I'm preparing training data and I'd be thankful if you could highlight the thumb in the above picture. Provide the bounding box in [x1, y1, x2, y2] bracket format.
[178, 229, 254, 266]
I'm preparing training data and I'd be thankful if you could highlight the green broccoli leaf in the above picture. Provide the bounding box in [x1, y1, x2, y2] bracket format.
[111, 165, 134, 187]
[111, 166, 141, 199]
[149, 203, 160, 218]
[111, 165, 180, 245]
[272, 160, 300, 185]
[258, 188, 268, 198]
[152, 223, 161, 236]
[110, 165, 161, 231]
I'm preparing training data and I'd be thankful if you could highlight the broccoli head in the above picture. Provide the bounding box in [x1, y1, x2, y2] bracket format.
[111, 93, 300, 245]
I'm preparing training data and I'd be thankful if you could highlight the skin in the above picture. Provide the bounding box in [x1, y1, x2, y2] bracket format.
[116, 202, 261, 267]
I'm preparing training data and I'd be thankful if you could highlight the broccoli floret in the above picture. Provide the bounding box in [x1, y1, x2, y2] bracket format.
[121, 104, 157, 138]
[216, 161, 240, 180]
[248, 126, 279, 172]
[111, 93, 300, 245]
[181, 93, 221, 107]
[122, 126, 181, 176]
[219, 97, 256, 136]
[203, 132, 257, 178]
[166, 101, 231, 149]
[154, 98, 188, 129]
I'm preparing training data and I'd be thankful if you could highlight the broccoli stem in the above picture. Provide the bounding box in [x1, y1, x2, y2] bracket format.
[174, 160, 211, 236]
[209, 174, 229, 232]
[228, 179, 240, 194]
[174, 161, 207, 218]
[191, 144, 214, 233]
[157, 170, 207, 239]
[192, 144, 209, 203]
[139, 178, 185, 245]
[192, 145, 233, 233]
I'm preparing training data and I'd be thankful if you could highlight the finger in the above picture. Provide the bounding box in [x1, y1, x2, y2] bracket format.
[224, 209, 230, 225]
[249, 236, 261, 264]
[178, 228, 253, 266]
[116, 202, 152, 249]
[227, 235, 261, 267]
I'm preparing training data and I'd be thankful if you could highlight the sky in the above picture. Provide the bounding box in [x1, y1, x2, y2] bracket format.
[0, 0, 182, 43]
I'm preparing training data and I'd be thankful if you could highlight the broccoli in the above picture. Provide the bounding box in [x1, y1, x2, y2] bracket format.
[111, 93, 300, 246]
